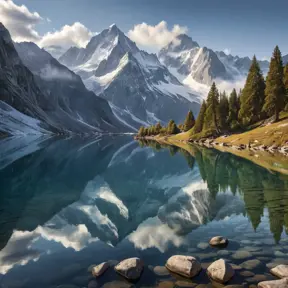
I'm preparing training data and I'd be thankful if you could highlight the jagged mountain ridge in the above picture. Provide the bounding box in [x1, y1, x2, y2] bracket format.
[159, 35, 229, 85]
[59, 24, 201, 129]
[159, 34, 270, 85]
[14, 41, 129, 133]
[0, 22, 129, 136]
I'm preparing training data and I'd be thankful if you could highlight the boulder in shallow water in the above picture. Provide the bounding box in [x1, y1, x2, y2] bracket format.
[232, 250, 253, 260]
[209, 236, 228, 247]
[240, 259, 262, 270]
[153, 266, 170, 276]
[165, 255, 201, 278]
[207, 259, 234, 283]
[91, 262, 109, 277]
[114, 257, 144, 280]
[258, 278, 288, 288]
[270, 264, 288, 278]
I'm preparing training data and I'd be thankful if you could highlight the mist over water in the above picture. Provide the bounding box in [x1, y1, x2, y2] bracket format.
[0, 136, 288, 287]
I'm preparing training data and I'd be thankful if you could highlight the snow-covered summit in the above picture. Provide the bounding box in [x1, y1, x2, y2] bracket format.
[159, 32, 270, 86]
[59, 24, 201, 129]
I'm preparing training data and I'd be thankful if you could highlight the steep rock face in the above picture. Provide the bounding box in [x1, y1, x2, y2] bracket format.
[216, 51, 270, 76]
[159, 33, 270, 85]
[15, 41, 129, 133]
[59, 25, 200, 128]
[191, 47, 229, 84]
[0, 22, 129, 135]
[0, 23, 60, 134]
[159, 34, 229, 85]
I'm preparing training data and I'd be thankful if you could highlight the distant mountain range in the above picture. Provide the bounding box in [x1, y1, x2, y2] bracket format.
[159, 34, 271, 85]
[59, 24, 200, 129]
[0, 21, 287, 136]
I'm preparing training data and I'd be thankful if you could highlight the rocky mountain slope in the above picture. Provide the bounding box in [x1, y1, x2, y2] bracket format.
[59, 25, 200, 129]
[159, 34, 270, 85]
[0, 23, 129, 136]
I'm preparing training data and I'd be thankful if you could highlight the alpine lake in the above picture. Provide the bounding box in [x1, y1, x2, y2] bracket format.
[0, 135, 288, 288]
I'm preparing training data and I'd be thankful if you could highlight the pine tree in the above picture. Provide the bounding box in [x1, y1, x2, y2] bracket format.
[155, 122, 162, 134]
[238, 55, 265, 126]
[193, 100, 207, 134]
[138, 126, 145, 137]
[150, 125, 156, 135]
[203, 82, 219, 133]
[263, 46, 285, 121]
[178, 123, 184, 131]
[228, 88, 240, 130]
[167, 119, 180, 134]
[284, 63, 288, 111]
[218, 91, 229, 131]
[183, 110, 195, 131]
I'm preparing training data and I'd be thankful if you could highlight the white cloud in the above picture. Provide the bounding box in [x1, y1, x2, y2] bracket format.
[223, 48, 231, 55]
[39, 22, 95, 49]
[261, 56, 270, 61]
[128, 21, 188, 51]
[216, 77, 246, 94]
[0, 1, 95, 51]
[0, 0, 42, 42]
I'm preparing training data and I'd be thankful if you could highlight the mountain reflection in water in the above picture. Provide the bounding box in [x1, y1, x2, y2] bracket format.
[0, 136, 287, 288]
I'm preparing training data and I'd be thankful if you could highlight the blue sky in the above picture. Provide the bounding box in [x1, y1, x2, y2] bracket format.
[7, 0, 288, 58]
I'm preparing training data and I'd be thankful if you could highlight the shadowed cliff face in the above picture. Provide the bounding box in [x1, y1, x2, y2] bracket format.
[0, 23, 129, 135]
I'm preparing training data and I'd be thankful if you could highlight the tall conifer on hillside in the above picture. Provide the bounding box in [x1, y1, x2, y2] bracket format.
[238, 55, 265, 125]
[155, 122, 162, 134]
[193, 100, 207, 134]
[228, 88, 240, 130]
[183, 110, 195, 131]
[263, 46, 285, 121]
[167, 119, 180, 135]
[218, 91, 229, 130]
[284, 63, 288, 111]
[138, 126, 145, 137]
[203, 82, 219, 133]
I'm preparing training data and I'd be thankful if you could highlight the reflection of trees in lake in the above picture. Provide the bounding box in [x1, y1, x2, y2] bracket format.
[196, 146, 288, 242]
[194, 146, 288, 242]
[139, 140, 288, 242]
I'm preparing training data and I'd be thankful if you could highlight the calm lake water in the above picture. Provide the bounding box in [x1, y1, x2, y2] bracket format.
[0, 136, 288, 288]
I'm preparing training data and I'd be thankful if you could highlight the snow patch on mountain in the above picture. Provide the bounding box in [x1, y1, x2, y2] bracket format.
[0, 101, 50, 136]
[155, 76, 202, 102]
[59, 25, 200, 128]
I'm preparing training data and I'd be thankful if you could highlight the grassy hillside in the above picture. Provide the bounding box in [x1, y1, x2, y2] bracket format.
[168, 113, 288, 147]
[215, 118, 288, 147]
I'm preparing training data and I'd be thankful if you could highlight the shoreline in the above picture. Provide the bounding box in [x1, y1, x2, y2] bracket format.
[135, 118, 288, 157]
[135, 135, 288, 176]
[134, 135, 288, 156]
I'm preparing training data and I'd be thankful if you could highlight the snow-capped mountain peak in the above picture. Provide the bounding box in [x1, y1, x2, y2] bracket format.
[59, 25, 200, 130]
[165, 34, 200, 53]
[159, 32, 271, 86]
